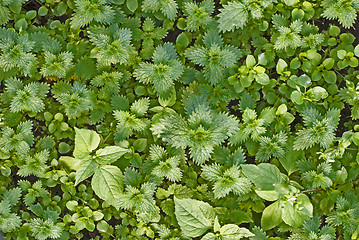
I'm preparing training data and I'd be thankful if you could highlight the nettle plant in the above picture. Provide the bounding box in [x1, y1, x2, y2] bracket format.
[1, 0, 359, 239]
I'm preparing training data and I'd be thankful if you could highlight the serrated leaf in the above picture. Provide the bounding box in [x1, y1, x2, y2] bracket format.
[218, 2, 248, 32]
[96, 146, 129, 165]
[91, 165, 123, 206]
[174, 197, 215, 237]
[74, 128, 100, 159]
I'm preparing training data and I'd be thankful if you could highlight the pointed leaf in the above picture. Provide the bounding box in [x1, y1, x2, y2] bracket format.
[91, 165, 123, 206]
[75, 158, 98, 186]
[96, 146, 129, 165]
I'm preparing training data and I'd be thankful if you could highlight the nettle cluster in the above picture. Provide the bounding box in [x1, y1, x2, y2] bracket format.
[1, 0, 359, 239]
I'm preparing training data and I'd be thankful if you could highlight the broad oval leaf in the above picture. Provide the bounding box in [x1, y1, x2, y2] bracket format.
[242, 163, 282, 190]
[174, 197, 215, 238]
[261, 200, 282, 231]
[282, 201, 305, 227]
[74, 127, 100, 159]
[255, 190, 279, 201]
[220, 224, 254, 239]
[126, 0, 138, 12]
[59, 156, 82, 171]
[96, 146, 129, 165]
[91, 165, 123, 206]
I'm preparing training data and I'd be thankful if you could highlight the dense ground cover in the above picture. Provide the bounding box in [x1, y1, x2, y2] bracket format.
[0, 0, 359, 239]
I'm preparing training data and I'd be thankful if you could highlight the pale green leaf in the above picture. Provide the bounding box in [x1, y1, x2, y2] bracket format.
[255, 190, 279, 201]
[91, 165, 123, 206]
[96, 146, 129, 165]
[75, 158, 98, 186]
[74, 127, 100, 159]
[282, 202, 305, 227]
[279, 136, 302, 175]
[220, 224, 254, 239]
[174, 197, 215, 237]
[261, 201, 282, 231]
[59, 156, 82, 171]
[242, 163, 282, 190]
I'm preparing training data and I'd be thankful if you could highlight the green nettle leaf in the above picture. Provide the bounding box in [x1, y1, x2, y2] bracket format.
[88, 26, 134, 67]
[70, 0, 115, 28]
[242, 163, 282, 190]
[261, 201, 282, 231]
[174, 197, 215, 237]
[321, 0, 359, 28]
[142, 0, 178, 20]
[92, 165, 123, 206]
[151, 95, 239, 164]
[0, 28, 37, 76]
[217, 1, 248, 32]
[184, 30, 240, 85]
[1, 77, 49, 113]
[40, 51, 73, 78]
[95, 146, 129, 164]
[293, 108, 340, 150]
[183, 0, 214, 32]
[133, 43, 184, 97]
[73, 127, 100, 159]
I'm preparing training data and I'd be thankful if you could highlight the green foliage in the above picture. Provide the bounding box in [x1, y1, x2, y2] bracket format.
[256, 132, 287, 162]
[218, 0, 276, 32]
[294, 107, 340, 150]
[60, 127, 128, 206]
[0, 28, 37, 76]
[113, 98, 151, 140]
[152, 95, 239, 164]
[185, 30, 241, 85]
[88, 25, 135, 67]
[142, 0, 178, 20]
[40, 51, 73, 78]
[52, 81, 93, 119]
[70, 0, 115, 28]
[2, 1, 359, 239]
[0, 120, 33, 154]
[0, 187, 22, 233]
[183, 0, 214, 32]
[321, 0, 359, 28]
[134, 43, 183, 97]
[1, 77, 49, 113]
[201, 163, 252, 198]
